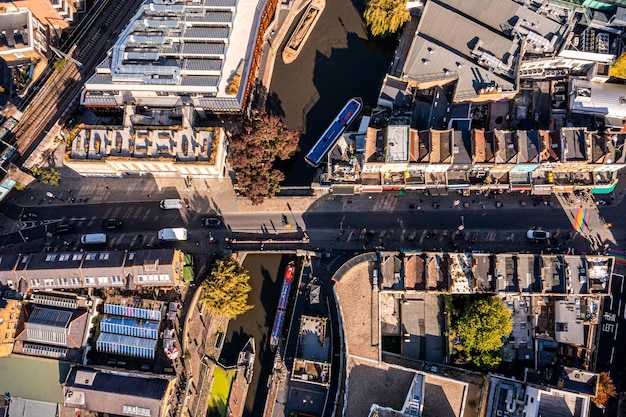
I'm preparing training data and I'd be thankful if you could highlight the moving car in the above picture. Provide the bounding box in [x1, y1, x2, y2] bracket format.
[101, 218, 123, 230]
[527, 229, 550, 241]
[160, 199, 183, 209]
[201, 217, 221, 228]
[53, 223, 73, 234]
[158, 228, 188, 241]
[81, 233, 107, 244]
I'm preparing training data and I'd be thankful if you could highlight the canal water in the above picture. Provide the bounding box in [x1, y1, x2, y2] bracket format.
[220, 253, 296, 417]
[268, 0, 396, 185]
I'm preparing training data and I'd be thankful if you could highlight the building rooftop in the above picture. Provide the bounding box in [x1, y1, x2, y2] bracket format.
[0, 355, 70, 403]
[83, 0, 265, 111]
[452, 130, 472, 166]
[403, 253, 425, 291]
[539, 130, 561, 163]
[495, 254, 517, 293]
[402, 0, 518, 102]
[472, 253, 493, 292]
[449, 253, 473, 294]
[517, 130, 541, 163]
[495, 130, 519, 164]
[441, 0, 565, 52]
[517, 254, 542, 293]
[386, 126, 410, 163]
[570, 79, 626, 127]
[401, 295, 445, 363]
[554, 297, 584, 346]
[561, 128, 588, 162]
[560, 367, 598, 396]
[473, 129, 495, 164]
[64, 366, 171, 416]
[542, 255, 567, 294]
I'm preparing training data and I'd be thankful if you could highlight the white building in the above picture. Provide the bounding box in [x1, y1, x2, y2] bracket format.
[81, 0, 274, 114]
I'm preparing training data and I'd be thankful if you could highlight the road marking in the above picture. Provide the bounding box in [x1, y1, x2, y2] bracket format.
[611, 346, 615, 363]
[68, 217, 87, 221]
[19, 221, 39, 230]
[615, 323, 619, 341]
[610, 295, 614, 311]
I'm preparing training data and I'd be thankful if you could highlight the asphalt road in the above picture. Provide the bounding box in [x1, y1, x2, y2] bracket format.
[2, 196, 622, 254]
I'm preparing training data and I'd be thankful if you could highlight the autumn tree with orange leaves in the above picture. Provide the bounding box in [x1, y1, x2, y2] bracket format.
[228, 112, 299, 204]
[592, 372, 617, 408]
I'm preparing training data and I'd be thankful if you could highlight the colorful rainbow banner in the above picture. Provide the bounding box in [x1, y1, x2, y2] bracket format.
[608, 250, 626, 265]
[574, 208, 589, 233]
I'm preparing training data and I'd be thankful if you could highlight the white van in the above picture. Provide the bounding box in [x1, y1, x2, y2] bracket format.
[80, 233, 107, 245]
[160, 199, 183, 210]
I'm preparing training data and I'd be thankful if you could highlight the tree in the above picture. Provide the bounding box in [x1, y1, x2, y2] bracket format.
[453, 296, 512, 369]
[364, 0, 410, 38]
[199, 258, 253, 320]
[228, 111, 299, 204]
[611, 53, 626, 78]
[31, 167, 61, 186]
[592, 372, 617, 408]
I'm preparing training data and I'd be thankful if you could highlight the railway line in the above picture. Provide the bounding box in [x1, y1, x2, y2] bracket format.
[7, 0, 143, 167]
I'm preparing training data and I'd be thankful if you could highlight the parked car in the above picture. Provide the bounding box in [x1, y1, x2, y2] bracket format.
[53, 223, 73, 234]
[101, 218, 123, 230]
[201, 217, 221, 228]
[527, 229, 550, 241]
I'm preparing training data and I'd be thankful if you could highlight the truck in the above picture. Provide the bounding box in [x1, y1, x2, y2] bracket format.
[158, 228, 188, 241]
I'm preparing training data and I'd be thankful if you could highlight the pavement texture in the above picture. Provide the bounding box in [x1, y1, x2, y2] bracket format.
[3, 143, 626, 256]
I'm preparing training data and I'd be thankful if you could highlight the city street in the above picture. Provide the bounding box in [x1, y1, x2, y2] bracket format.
[0, 195, 609, 255]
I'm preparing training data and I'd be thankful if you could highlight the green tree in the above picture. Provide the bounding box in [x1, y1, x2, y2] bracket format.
[228, 111, 299, 204]
[199, 258, 253, 320]
[364, 0, 410, 37]
[454, 296, 512, 369]
[592, 372, 617, 408]
[31, 167, 61, 186]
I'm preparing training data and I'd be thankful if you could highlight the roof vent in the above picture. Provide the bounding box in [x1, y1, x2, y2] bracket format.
[427, 47, 434, 53]
[455, 62, 463, 68]
[444, 68, 450, 75]
[422, 59, 429, 65]
[620, 97, 626, 105]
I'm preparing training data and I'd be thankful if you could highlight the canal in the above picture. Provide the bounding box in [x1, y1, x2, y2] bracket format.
[220, 253, 296, 417]
[268, 0, 396, 186]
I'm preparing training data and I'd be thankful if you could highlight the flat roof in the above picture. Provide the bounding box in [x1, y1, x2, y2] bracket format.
[403, 0, 517, 101]
[65, 366, 169, 399]
[84, 0, 263, 108]
[554, 298, 584, 346]
[441, 0, 565, 44]
[0, 355, 70, 403]
[386, 125, 410, 163]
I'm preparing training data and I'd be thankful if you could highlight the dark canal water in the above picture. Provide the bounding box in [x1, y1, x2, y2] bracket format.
[220, 254, 296, 417]
[268, 0, 395, 186]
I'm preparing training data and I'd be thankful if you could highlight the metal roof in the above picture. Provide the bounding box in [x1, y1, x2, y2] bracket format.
[180, 75, 220, 86]
[29, 307, 72, 328]
[96, 332, 158, 350]
[184, 58, 222, 71]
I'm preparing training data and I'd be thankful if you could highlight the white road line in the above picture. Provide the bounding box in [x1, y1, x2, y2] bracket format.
[615, 323, 619, 341]
[610, 295, 614, 311]
[611, 346, 615, 364]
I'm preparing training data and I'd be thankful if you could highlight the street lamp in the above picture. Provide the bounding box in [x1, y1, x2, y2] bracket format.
[458, 216, 465, 231]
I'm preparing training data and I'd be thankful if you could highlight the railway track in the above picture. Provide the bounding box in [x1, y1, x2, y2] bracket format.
[9, 0, 144, 167]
